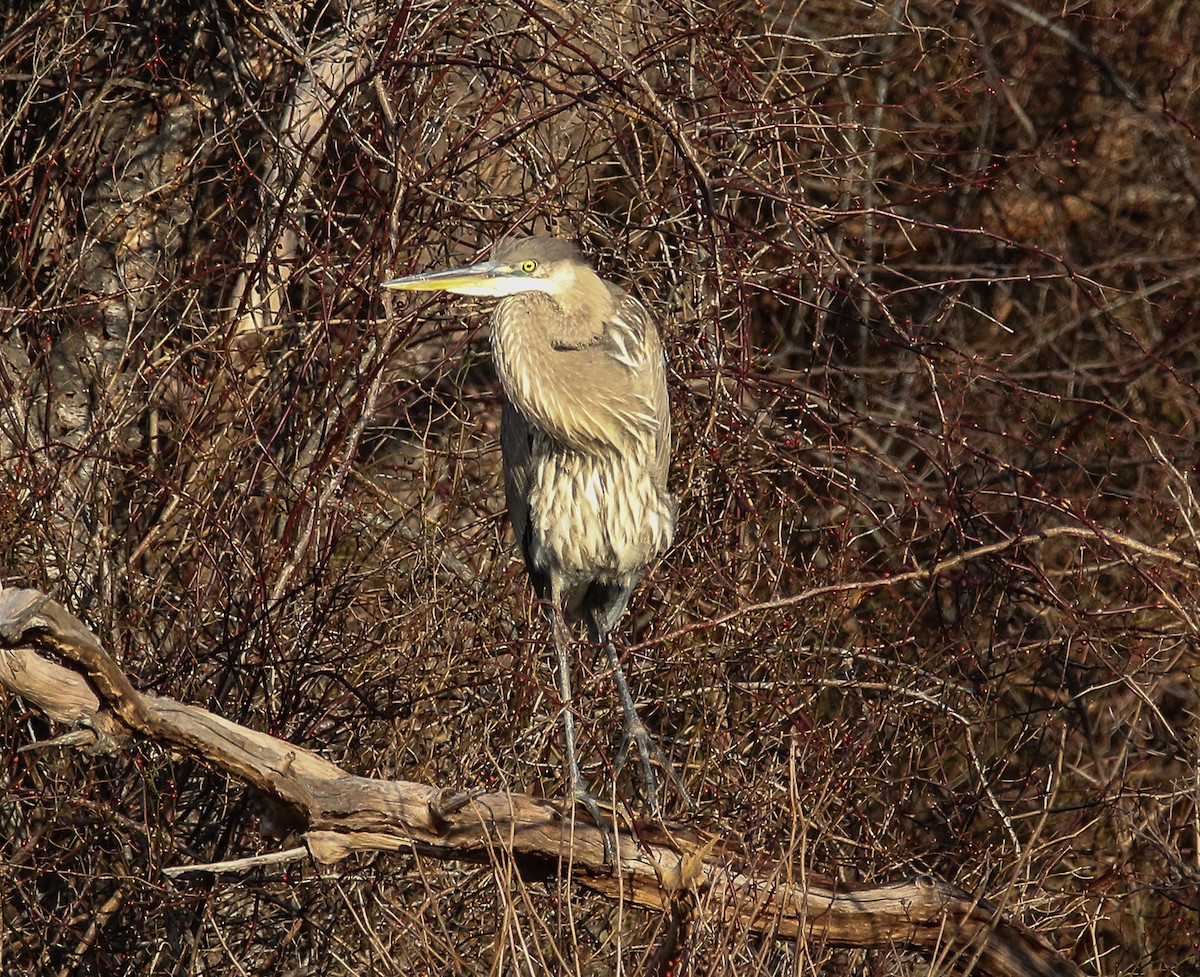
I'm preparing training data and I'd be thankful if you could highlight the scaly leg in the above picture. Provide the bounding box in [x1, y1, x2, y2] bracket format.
[551, 604, 616, 864]
[604, 635, 694, 813]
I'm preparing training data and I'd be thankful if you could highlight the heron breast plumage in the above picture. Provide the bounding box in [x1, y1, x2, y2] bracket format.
[526, 428, 676, 591]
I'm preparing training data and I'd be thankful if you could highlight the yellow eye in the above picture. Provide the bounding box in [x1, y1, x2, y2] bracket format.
[520, 259, 538, 273]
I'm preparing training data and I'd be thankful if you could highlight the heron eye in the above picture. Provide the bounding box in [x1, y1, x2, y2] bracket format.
[520, 259, 538, 273]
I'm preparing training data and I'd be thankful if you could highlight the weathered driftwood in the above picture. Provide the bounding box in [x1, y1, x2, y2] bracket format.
[0, 588, 1081, 977]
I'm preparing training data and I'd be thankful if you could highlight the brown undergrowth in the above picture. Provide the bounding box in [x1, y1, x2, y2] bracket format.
[1, 1, 1197, 974]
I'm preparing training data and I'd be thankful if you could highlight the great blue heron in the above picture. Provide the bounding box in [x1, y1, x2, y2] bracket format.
[382, 236, 688, 851]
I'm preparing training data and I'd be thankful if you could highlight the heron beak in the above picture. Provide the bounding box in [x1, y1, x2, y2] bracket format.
[381, 260, 503, 293]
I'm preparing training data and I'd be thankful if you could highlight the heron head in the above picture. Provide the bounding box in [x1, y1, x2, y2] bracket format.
[381, 236, 597, 306]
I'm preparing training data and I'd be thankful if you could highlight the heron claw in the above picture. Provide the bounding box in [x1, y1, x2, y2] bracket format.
[614, 716, 693, 815]
[568, 783, 618, 867]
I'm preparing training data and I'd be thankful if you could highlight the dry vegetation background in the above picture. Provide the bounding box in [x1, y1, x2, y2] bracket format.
[2, 0, 1199, 974]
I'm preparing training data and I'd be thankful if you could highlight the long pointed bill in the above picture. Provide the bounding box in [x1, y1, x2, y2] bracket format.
[381, 260, 505, 296]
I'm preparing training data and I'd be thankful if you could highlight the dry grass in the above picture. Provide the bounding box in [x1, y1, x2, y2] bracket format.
[1, 0, 1198, 974]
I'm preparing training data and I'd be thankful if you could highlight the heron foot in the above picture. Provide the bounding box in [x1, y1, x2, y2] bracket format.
[604, 637, 693, 814]
[613, 714, 694, 815]
[567, 781, 617, 867]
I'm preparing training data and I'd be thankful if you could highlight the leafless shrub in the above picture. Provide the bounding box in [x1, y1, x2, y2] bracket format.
[1, 0, 1197, 973]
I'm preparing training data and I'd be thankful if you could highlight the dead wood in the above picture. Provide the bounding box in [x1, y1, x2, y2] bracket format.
[0, 587, 1081, 977]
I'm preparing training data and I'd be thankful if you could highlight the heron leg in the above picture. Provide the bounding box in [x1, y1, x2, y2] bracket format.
[551, 605, 617, 865]
[604, 637, 694, 813]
